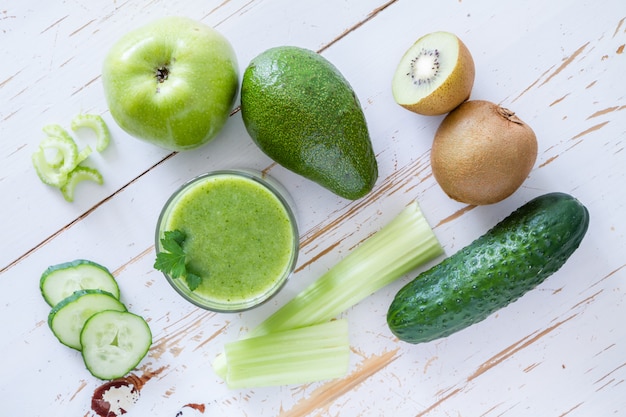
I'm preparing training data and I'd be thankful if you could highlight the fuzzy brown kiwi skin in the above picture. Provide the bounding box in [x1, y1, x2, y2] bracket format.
[430, 100, 538, 205]
[401, 36, 475, 116]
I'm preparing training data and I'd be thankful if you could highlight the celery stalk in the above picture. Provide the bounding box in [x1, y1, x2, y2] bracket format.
[223, 319, 349, 389]
[249, 200, 443, 338]
[213, 200, 442, 384]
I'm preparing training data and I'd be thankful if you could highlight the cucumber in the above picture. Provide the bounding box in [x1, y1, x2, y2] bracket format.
[81, 310, 152, 380]
[40, 259, 120, 307]
[387, 192, 589, 344]
[48, 289, 127, 350]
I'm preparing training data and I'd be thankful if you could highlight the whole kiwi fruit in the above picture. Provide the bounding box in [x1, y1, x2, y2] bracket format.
[430, 100, 537, 205]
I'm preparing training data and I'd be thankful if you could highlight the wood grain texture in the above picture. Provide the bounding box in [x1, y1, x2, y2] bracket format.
[1, 0, 625, 416]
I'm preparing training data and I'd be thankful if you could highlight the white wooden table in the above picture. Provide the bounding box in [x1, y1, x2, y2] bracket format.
[2, 1, 625, 415]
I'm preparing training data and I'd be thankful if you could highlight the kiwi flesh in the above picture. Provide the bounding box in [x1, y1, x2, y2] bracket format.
[430, 100, 537, 205]
[392, 31, 475, 116]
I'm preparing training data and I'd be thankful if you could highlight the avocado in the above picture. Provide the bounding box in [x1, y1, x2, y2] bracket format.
[240, 46, 378, 200]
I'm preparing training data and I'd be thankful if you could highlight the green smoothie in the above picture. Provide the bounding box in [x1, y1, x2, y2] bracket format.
[157, 171, 298, 310]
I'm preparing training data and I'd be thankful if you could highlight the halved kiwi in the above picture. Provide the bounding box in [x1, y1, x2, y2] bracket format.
[392, 31, 475, 116]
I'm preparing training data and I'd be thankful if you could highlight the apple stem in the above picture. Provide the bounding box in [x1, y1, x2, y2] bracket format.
[156, 66, 169, 83]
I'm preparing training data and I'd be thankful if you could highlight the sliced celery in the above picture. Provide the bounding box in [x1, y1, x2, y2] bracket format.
[76, 145, 93, 166]
[32, 149, 69, 188]
[60, 166, 104, 202]
[34, 116, 108, 202]
[71, 113, 111, 152]
[222, 319, 349, 389]
[42, 144, 65, 169]
[249, 200, 443, 338]
[32, 134, 79, 187]
[42, 123, 75, 143]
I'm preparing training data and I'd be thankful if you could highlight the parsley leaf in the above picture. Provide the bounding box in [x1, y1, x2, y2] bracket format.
[154, 230, 204, 291]
[185, 271, 202, 292]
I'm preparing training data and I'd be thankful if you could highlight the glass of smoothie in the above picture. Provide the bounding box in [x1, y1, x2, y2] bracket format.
[155, 169, 299, 312]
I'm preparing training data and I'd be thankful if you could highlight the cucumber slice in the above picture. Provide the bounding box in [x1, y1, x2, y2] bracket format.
[48, 289, 126, 350]
[81, 310, 152, 380]
[40, 260, 120, 307]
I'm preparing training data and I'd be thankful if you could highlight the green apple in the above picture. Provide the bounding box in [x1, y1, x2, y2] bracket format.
[102, 16, 239, 151]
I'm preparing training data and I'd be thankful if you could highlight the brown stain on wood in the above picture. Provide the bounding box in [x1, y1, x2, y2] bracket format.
[71, 75, 101, 96]
[540, 42, 590, 87]
[149, 310, 215, 360]
[523, 362, 542, 372]
[588, 262, 626, 290]
[2, 109, 20, 121]
[278, 348, 400, 417]
[570, 121, 609, 141]
[423, 355, 439, 374]
[10, 86, 28, 100]
[40, 15, 69, 34]
[209, 0, 255, 28]
[511, 65, 554, 103]
[318, 0, 399, 54]
[613, 17, 625, 38]
[467, 314, 577, 382]
[594, 343, 617, 358]
[538, 154, 559, 168]
[201, 0, 235, 21]
[570, 289, 603, 310]
[480, 402, 507, 416]
[415, 387, 463, 417]
[435, 204, 476, 228]
[69, 19, 96, 37]
[552, 286, 564, 295]
[0, 69, 23, 88]
[549, 93, 570, 106]
[193, 322, 230, 352]
[559, 402, 584, 416]
[112, 246, 154, 277]
[70, 380, 88, 401]
[594, 361, 626, 389]
[586, 106, 622, 119]
[295, 240, 341, 273]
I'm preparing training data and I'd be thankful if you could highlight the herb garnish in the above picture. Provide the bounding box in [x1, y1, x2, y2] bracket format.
[154, 229, 203, 291]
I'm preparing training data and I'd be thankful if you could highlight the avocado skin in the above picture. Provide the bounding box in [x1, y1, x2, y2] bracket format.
[241, 46, 378, 200]
[387, 192, 590, 344]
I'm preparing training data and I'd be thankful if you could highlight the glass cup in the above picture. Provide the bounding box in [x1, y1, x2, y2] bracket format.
[155, 169, 299, 312]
